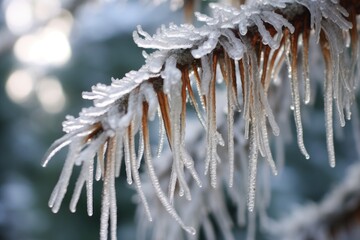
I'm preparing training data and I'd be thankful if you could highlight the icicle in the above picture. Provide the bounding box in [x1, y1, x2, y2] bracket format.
[75, 133, 107, 166]
[185, 73, 207, 129]
[129, 122, 153, 221]
[256, 128, 266, 159]
[192, 64, 207, 111]
[179, 72, 202, 189]
[205, 106, 212, 175]
[247, 46, 267, 159]
[349, 9, 359, 91]
[321, 35, 336, 168]
[128, 122, 137, 169]
[137, 128, 144, 169]
[320, 0, 352, 30]
[260, 113, 278, 175]
[157, 108, 165, 158]
[167, 72, 190, 200]
[68, 135, 102, 215]
[225, 54, 235, 187]
[248, 122, 258, 212]
[302, 17, 311, 104]
[96, 142, 107, 181]
[200, 54, 213, 96]
[124, 131, 133, 184]
[142, 102, 196, 236]
[86, 158, 94, 217]
[205, 54, 218, 188]
[227, 102, 235, 188]
[239, 56, 251, 139]
[181, 150, 202, 188]
[238, 127, 249, 226]
[99, 167, 110, 240]
[265, 37, 284, 90]
[242, 49, 260, 211]
[115, 132, 123, 178]
[97, 136, 118, 240]
[345, 98, 352, 121]
[157, 91, 172, 147]
[229, 59, 241, 111]
[168, 166, 177, 204]
[286, 32, 310, 159]
[179, 186, 184, 197]
[49, 139, 82, 213]
[71, 134, 107, 213]
[169, 86, 192, 200]
[271, 46, 286, 85]
[260, 45, 271, 88]
[42, 130, 82, 167]
[261, 90, 280, 136]
[95, 155, 102, 181]
[321, 20, 346, 127]
[109, 142, 117, 240]
[69, 157, 90, 213]
[298, 0, 322, 42]
[180, 70, 187, 146]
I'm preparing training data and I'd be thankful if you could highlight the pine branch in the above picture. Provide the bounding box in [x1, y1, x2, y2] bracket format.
[42, 1, 360, 239]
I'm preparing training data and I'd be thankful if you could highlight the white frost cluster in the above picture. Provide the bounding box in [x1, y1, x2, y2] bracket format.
[42, 0, 358, 240]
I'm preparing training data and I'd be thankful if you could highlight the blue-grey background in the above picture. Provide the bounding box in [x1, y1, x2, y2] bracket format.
[0, 1, 358, 239]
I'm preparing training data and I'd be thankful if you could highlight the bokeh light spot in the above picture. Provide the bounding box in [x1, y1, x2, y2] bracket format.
[5, 70, 35, 104]
[36, 77, 66, 114]
[14, 27, 71, 66]
[34, 0, 61, 21]
[4, 0, 34, 34]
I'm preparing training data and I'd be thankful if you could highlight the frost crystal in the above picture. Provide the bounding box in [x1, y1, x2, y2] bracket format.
[43, 0, 359, 239]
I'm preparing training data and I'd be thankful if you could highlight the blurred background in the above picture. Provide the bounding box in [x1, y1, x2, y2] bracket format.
[0, 0, 184, 239]
[0, 0, 359, 239]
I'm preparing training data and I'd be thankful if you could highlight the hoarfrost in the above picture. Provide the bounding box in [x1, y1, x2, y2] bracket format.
[42, 0, 358, 240]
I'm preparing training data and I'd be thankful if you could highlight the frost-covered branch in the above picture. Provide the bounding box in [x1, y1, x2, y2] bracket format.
[268, 162, 360, 240]
[42, 0, 359, 239]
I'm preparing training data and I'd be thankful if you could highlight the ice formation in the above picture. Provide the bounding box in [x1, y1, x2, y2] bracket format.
[42, 0, 359, 239]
